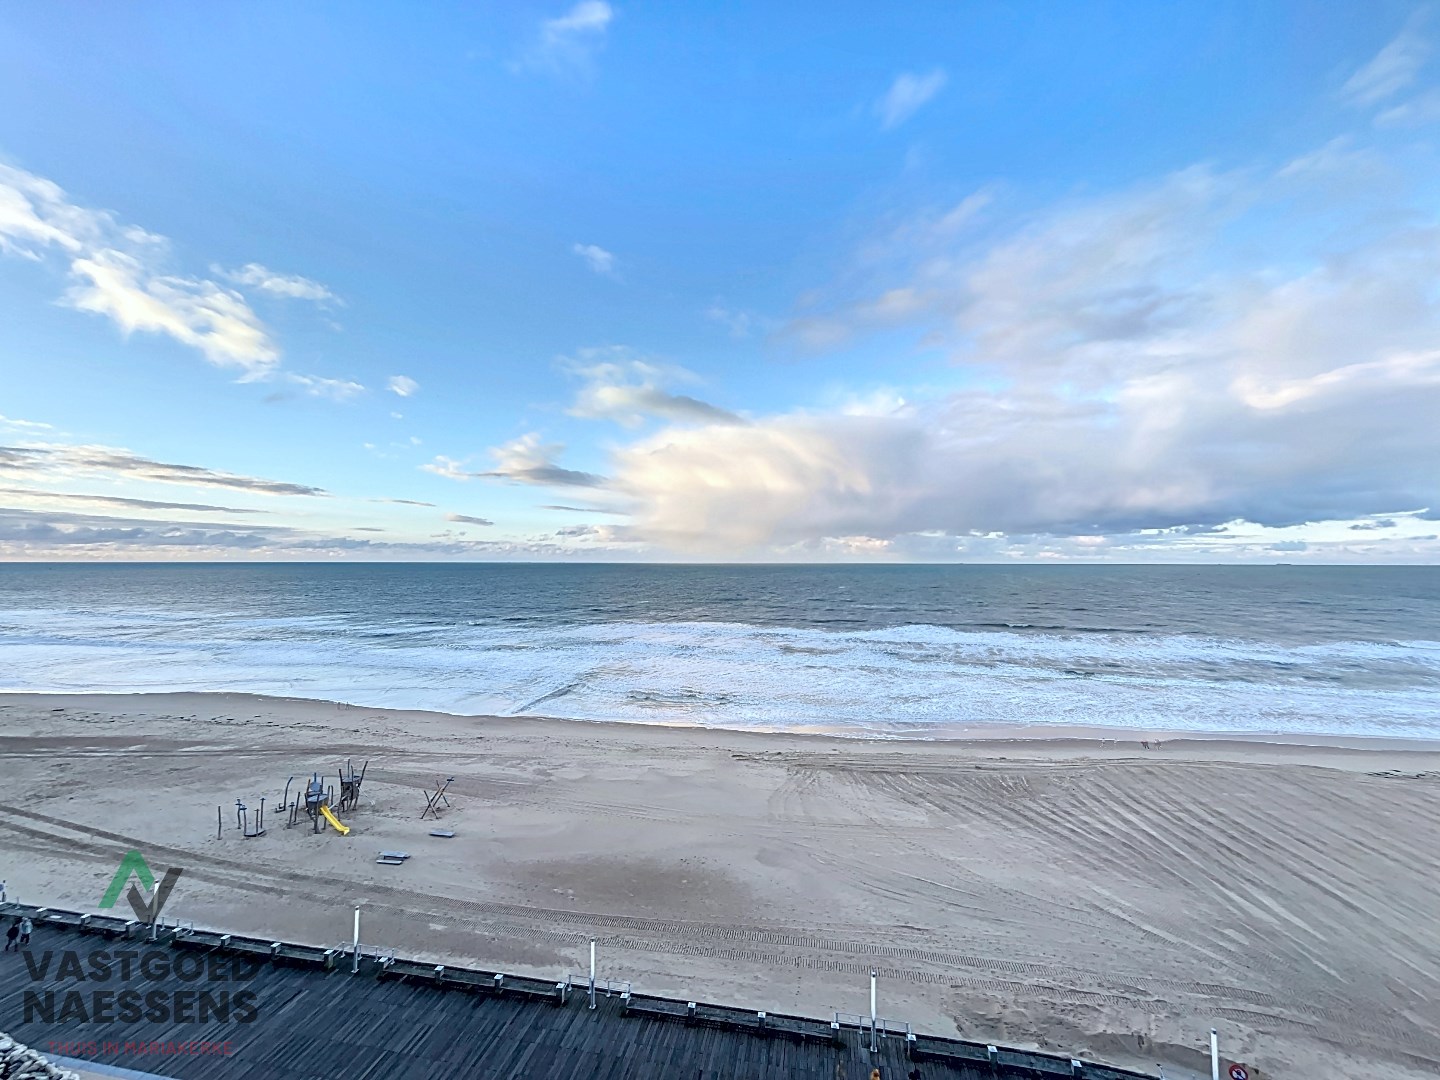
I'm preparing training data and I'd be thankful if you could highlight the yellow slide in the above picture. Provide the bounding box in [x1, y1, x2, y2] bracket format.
[319, 804, 350, 835]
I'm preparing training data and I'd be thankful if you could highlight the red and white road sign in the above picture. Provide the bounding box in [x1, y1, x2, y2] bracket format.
[1228, 1064, 1250, 1080]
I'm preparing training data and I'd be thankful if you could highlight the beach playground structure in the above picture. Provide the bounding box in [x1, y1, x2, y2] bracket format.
[282, 770, 353, 834]
[336, 758, 368, 813]
[217, 797, 267, 839]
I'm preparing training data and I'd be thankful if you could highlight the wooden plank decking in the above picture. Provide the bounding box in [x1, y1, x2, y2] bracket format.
[0, 905, 1154, 1080]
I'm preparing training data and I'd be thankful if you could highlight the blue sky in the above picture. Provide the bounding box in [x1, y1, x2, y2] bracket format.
[2, 1, 1439, 561]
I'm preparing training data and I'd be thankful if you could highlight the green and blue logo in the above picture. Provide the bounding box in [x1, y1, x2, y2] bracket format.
[99, 850, 183, 923]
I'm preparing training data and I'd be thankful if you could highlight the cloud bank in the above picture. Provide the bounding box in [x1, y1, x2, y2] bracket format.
[602, 142, 1440, 552]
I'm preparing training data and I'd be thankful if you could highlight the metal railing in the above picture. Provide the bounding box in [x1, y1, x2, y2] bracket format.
[565, 972, 631, 998]
[333, 940, 395, 966]
[833, 1011, 912, 1052]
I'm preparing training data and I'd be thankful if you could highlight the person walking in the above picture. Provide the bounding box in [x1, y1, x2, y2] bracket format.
[4, 919, 17, 952]
[18, 916, 32, 946]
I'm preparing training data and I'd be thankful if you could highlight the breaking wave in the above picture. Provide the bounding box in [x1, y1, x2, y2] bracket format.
[2, 607, 1438, 739]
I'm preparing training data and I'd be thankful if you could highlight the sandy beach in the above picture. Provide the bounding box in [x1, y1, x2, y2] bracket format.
[1, 692, 1438, 1080]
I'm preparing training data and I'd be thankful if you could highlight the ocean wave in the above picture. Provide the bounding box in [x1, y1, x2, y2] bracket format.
[1, 609, 1438, 739]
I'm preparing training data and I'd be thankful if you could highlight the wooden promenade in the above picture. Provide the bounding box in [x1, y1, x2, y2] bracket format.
[0, 904, 1156, 1080]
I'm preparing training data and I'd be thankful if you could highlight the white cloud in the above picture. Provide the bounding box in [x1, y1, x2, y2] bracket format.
[875, 69, 947, 130]
[0, 442, 327, 496]
[0, 487, 268, 514]
[518, 1, 614, 74]
[705, 302, 755, 338]
[67, 251, 278, 377]
[572, 243, 615, 275]
[539, 503, 627, 515]
[1341, 14, 1431, 106]
[387, 375, 420, 397]
[420, 455, 470, 480]
[0, 164, 96, 257]
[550, 522, 635, 543]
[217, 262, 341, 305]
[284, 373, 367, 401]
[1376, 86, 1440, 127]
[485, 434, 607, 487]
[836, 388, 910, 418]
[423, 434, 605, 488]
[446, 513, 494, 526]
[564, 347, 741, 427]
[0, 414, 53, 432]
[937, 190, 993, 230]
[0, 163, 280, 378]
[545, 1, 613, 42]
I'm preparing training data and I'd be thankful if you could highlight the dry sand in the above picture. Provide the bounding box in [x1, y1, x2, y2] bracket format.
[1, 692, 1438, 1080]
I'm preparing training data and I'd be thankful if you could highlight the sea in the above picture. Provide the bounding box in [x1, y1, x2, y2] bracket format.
[1, 564, 1437, 740]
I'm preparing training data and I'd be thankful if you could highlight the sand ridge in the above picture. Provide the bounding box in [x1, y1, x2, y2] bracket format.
[1, 691, 1438, 1080]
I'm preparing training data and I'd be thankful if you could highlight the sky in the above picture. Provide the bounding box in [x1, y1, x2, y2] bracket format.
[2, 1, 1439, 563]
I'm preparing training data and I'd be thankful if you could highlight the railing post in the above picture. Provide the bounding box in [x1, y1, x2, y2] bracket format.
[352, 905, 361, 974]
[869, 968, 878, 1053]
[588, 938, 596, 1010]
[1210, 1028, 1220, 1080]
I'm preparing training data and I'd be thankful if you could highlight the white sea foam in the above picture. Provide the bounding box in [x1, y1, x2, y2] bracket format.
[2, 608, 1438, 739]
